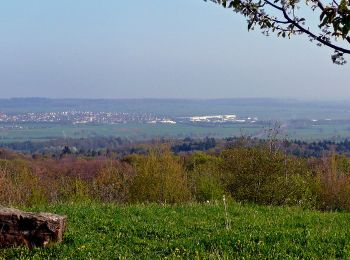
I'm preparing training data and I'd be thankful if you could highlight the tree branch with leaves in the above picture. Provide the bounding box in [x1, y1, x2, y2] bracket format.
[205, 0, 350, 64]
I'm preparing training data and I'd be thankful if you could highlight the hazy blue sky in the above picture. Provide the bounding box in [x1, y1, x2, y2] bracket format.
[0, 0, 348, 99]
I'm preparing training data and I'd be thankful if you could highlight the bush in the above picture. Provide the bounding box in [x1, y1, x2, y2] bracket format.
[220, 147, 314, 207]
[312, 154, 350, 211]
[186, 152, 224, 201]
[129, 147, 191, 203]
[53, 176, 91, 203]
[4, 145, 350, 212]
[92, 161, 135, 203]
[0, 159, 47, 207]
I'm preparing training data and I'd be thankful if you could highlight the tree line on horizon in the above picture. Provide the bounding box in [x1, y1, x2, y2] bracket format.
[3, 136, 350, 159]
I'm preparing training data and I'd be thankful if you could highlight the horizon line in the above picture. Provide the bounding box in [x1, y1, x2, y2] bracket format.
[1, 97, 347, 102]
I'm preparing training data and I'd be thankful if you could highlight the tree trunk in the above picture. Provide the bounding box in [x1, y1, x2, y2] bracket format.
[0, 207, 67, 249]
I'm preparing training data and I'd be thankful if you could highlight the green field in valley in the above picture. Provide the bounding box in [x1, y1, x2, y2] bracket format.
[2, 202, 350, 259]
[2, 121, 350, 143]
[0, 123, 265, 143]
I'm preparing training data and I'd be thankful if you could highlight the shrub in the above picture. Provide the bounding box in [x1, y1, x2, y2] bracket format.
[50, 176, 91, 203]
[92, 161, 135, 203]
[129, 147, 191, 203]
[0, 159, 47, 207]
[312, 154, 350, 211]
[220, 147, 314, 207]
[186, 152, 224, 201]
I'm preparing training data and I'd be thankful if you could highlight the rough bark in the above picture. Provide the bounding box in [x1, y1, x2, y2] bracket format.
[0, 208, 67, 249]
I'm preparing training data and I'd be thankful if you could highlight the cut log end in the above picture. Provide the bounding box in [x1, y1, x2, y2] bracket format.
[0, 207, 67, 249]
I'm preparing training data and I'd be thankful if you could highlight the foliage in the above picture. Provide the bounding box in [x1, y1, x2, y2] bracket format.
[92, 161, 135, 203]
[0, 159, 47, 207]
[186, 152, 225, 201]
[220, 147, 315, 207]
[129, 147, 191, 203]
[311, 153, 350, 211]
[206, 0, 350, 64]
[2, 144, 350, 211]
[172, 137, 217, 153]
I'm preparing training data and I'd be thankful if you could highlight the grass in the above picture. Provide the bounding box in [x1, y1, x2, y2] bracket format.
[2, 202, 350, 259]
[2, 121, 350, 143]
[0, 122, 264, 142]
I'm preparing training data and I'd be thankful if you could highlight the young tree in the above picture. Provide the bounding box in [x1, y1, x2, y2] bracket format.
[205, 0, 350, 64]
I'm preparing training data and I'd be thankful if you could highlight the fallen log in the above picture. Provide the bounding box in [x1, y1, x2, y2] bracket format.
[0, 208, 67, 249]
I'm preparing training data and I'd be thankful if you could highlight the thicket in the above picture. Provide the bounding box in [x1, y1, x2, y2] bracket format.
[2, 142, 350, 212]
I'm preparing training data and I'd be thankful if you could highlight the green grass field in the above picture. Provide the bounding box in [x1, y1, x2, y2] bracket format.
[2, 121, 350, 143]
[0, 123, 265, 143]
[2, 202, 350, 259]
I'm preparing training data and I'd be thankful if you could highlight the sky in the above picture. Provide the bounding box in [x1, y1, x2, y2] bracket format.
[0, 0, 348, 100]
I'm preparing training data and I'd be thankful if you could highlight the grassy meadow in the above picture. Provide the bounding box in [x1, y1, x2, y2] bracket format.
[2, 121, 350, 143]
[0, 122, 264, 143]
[2, 202, 350, 259]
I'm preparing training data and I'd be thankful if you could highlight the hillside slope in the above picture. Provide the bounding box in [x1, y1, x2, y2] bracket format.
[2, 202, 350, 259]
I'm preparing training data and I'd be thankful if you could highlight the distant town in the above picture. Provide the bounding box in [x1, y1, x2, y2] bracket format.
[0, 111, 258, 125]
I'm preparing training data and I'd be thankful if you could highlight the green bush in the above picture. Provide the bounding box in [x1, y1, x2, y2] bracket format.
[220, 147, 314, 207]
[186, 152, 224, 201]
[55, 176, 91, 203]
[0, 159, 47, 207]
[129, 147, 191, 203]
